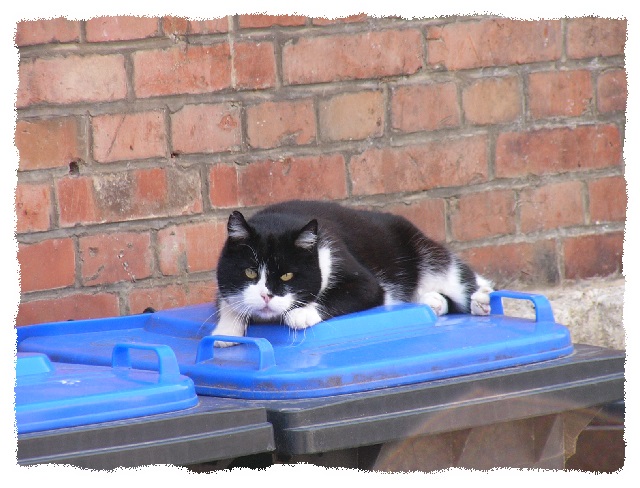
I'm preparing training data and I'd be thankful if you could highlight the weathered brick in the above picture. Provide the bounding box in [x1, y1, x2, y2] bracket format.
[462, 76, 520, 125]
[597, 69, 627, 113]
[495, 124, 622, 177]
[86, 16, 159, 42]
[15, 182, 52, 233]
[16, 117, 82, 171]
[57, 176, 99, 226]
[133, 43, 232, 98]
[236, 155, 348, 206]
[17, 54, 127, 107]
[381, 198, 446, 243]
[563, 232, 623, 279]
[237, 14, 307, 29]
[528, 70, 593, 119]
[567, 18, 626, 59]
[234, 41, 277, 90]
[128, 282, 216, 315]
[171, 103, 241, 154]
[427, 19, 561, 70]
[157, 220, 227, 275]
[450, 190, 516, 241]
[350, 136, 488, 196]
[283, 29, 423, 85]
[391, 83, 459, 133]
[18, 238, 76, 293]
[459, 239, 559, 286]
[16, 293, 120, 326]
[162, 16, 229, 35]
[519, 181, 585, 233]
[319, 91, 384, 141]
[246, 99, 316, 149]
[92, 111, 166, 163]
[15, 18, 81, 46]
[79, 232, 152, 285]
[311, 14, 368, 26]
[589, 176, 627, 223]
[209, 164, 239, 208]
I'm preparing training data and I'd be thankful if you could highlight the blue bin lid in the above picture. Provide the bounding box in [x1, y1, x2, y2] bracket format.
[15, 344, 198, 434]
[17, 290, 573, 400]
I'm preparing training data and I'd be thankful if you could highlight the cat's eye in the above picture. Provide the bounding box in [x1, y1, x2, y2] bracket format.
[280, 272, 294, 282]
[244, 268, 258, 279]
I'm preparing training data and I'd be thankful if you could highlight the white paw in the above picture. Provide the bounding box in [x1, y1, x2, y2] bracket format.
[470, 285, 493, 316]
[285, 304, 323, 330]
[214, 340, 238, 348]
[418, 291, 449, 316]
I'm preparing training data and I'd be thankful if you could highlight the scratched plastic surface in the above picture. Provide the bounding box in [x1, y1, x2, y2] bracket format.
[17, 291, 573, 400]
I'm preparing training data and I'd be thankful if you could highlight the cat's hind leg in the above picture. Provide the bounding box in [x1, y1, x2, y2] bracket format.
[470, 277, 493, 316]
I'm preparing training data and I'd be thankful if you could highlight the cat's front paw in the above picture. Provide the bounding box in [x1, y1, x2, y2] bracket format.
[470, 285, 492, 315]
[214, 340, 239, 348]
[285, 304, 322, 330]
[418, 291, 449, 316]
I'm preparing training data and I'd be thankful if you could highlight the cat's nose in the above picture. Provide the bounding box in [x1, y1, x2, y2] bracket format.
[261, 291, 273, 304]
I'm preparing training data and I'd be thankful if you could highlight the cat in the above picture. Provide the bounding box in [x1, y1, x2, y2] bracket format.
[212, 199, 493, 346]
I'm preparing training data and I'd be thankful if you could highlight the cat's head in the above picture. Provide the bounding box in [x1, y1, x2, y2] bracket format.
[216, 211, 323, 323]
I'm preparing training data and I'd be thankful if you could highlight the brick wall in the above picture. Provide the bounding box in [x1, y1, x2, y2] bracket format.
[14, 15, 627, 325]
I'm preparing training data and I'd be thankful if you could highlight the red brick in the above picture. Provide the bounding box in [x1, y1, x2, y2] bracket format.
[238, 14, 307, 29]
[563, 232, 623, 279]
[283, 29, 423, 85]
[15, 117, 83, 171]
[598, 69, 627, 113]
[311, 14, 368, 26]
[234, 41, 277, 90]
[459, 239, 559, 286]
[381, 199, 446, 243]
[79, 232, 152, 285]
[567, 18, 626, 59]
[15, 18, 81, 46]
[495, 124, 622, 177]
[350, 136, 488, 196]
[392, 83, 460, 133]
[128, 282, 216, 315]
[450, 190, 516, 241]
[319, 91, 384, 141]
[589, 176, 627, 223]
[92, 111, 166, 163]
[427, 19, 561, 70]
[17, 54, 127, 107]
[528, 70, 593, 119]
[209, 164, 239, 208]
[462, 77, 521, 125]
[133, 44, 232, 98]
[57, 176, 99, 226]
[157, 221, 228, 275]
[15, 182, 52, 233]
[237, 155, 348, 206]
[162, 17, 229, 35]
[16, 293, 120, 326]
[520, 181, 585, 232]
[86, 16, 158, 42]
[18, 238, 76, 293]
[171, 103, 241, 154]
[246, 99, 316, 149]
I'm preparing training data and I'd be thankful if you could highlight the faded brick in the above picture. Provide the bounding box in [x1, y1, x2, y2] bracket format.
[589, 176, 627, 223]
[234, 41, 277, 90]
[320, 91, 384, 141]
[450, 190, 516, 241]
[381, 199, 446, 243]
[564, 232, 623, 279]
[128, 282, 216, 315]
[496, 125, 622, 177]
[92, 111, 166, 163]
[520, 181, 585, 232]
[162, 17, 229, 35]
[427, 19, 561, 70]
[18, 238, 76, 293]
[392, 83, 460, 133]
[246, 99, 316, 149]
[15, 18, 81, 46]
[16, 293, 120, 326]
[238, 14, 307, 28]
[86, 16, 159, 42]
[209, 164, 239, 208]
[350, 136, 488, 196]
[283, 30, 423, 85]
[18, 54, 127, 107]
[15, 182, 52, 233]
[462, 77, 521, 125]
[57, 176, 99, 227]
[311, 15, 368, 26]
[133, 44, 232, 98]
[567, 18, 626, 59]
[171, 103, 241, 154]
[598, 69, 627, 113]
[16, 117, 82, 171]
[528, 70, 593, 119]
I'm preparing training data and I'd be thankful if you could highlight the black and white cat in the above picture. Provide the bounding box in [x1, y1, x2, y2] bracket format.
[212, 200, 493, 346]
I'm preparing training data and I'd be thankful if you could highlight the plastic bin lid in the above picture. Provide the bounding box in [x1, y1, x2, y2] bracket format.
[17, 290, 573, 400]
[15, 344, 198, 434]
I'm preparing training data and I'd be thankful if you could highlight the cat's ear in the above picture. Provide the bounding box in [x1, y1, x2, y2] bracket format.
[227, 211, 251, 241]
[295, 219, 318, 250]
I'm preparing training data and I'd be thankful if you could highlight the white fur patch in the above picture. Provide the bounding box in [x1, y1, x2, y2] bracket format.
[470, 276, 493, 315]
[317, 245, 333, 294]
[212, 299, 248, 347]
[413, 260, 467, 310]
[285, 303, 323, 330]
